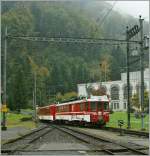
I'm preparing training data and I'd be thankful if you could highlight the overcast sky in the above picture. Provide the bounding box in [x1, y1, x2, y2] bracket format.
[107, 1, 149, 21]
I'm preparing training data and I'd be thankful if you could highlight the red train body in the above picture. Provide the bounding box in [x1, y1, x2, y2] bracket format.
[37, 95, 110, 125]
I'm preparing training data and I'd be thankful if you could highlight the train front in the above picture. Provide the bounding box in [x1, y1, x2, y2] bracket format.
[88, 95, 110, 126]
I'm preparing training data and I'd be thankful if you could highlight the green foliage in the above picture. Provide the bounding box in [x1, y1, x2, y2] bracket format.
[132, 90, 149, 111]
[20, 116, 32, 121]
[1, 1, 149, 110]
[3, 112, 35, 128]
[132, 93, 140, 109]
[56, 91, 78, 102]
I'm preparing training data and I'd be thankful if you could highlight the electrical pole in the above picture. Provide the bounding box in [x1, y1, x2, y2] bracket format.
[32, 90, 35, 120]
[139, 15, 145, 130]
[99, 63, 102, 87]
[149, 35, 150, 117]
[2, 27, 8, 131]
[34, 72, 37, 125]
[105, 64, 106, 82]
[40, 90, 42, 106]
[126, 23, 140, 129]
[126, 26, 131, 129]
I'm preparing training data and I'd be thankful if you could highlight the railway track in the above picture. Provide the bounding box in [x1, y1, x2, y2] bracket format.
[2, 124, 49, 145]
[102, 126, 149, 137]
[2, 125, 54, 155]
[2, 124, 149, 155]
[64, 123, 149, 137]
[54, 125, 149, 155]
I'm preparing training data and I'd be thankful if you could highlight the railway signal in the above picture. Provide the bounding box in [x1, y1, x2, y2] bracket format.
[139, 15, 145, 130]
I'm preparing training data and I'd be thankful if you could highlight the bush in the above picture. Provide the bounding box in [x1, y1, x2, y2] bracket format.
[20, 117, 32, 122]
[130, 107, 135, 113]
[109, 108, 114, 114]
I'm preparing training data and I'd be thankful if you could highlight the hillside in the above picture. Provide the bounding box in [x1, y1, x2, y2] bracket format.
[1, 1, 149, 110]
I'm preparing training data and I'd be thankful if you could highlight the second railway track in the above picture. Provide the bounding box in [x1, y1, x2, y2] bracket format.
[53, 125, 149, 155]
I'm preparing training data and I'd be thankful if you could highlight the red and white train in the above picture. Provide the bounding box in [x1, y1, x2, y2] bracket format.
[37, 95, 110, 126]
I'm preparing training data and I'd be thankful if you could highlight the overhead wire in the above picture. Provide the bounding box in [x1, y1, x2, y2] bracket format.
[7, 35, 139, 46]
[99, 0, 117, 28]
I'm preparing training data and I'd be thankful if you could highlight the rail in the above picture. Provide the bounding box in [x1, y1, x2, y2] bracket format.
[103, 126, 149, 137]
[58, 126, 148, 155]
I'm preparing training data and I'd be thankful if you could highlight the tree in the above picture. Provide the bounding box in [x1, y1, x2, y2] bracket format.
[100, 54, 111, 81]
[132, 90, 149, 112]
[56, 91, 77, 102]
[2, 1, 148, 110]
[91, 85, 107, 96]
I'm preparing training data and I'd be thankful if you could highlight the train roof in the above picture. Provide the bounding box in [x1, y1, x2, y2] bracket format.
[38, 95, 109, 108]
[56, 95, 109, 106]
[38, 104, 55, 109]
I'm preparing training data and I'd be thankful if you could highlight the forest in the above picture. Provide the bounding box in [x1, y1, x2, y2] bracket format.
[1, 1, 149, 111]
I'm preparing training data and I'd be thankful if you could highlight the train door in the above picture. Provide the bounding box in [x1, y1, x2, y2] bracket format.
[50, 105, 56, 120]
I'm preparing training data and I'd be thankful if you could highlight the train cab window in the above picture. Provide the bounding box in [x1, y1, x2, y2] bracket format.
[90, 102, 97, 111]
[104, 102, 109, 111]
[97, 102, 102, 111]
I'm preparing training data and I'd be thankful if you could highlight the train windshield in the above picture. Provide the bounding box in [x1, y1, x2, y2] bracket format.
[90, 102, 97, 111]
[97, 102, 102, 110]
[97, 102, 109, 111]
[104, 102, 109, 111]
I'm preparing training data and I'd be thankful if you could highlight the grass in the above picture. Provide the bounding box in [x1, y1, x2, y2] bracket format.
[107, 112, 149, 131]
[2, 111, 149, 131]
[1, 112, 36, 129]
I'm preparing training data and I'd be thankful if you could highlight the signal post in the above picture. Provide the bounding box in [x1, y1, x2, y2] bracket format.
[2, 27, 8, 131]
[126, 15, 146, 130]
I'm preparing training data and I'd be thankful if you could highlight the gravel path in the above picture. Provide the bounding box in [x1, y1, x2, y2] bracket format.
[2, 124, 149, 155]
[71, 127, 149, 147]
[25, 128, 91, 151]
[1, 122, 44, 143]
[1, 127, 33, 143]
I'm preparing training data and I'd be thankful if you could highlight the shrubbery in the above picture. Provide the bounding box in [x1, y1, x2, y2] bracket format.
[20, 117, 32, 121]
[109, 108, 114, 114]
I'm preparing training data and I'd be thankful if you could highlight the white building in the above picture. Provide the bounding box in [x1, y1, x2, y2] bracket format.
[77, 68, 149, 111]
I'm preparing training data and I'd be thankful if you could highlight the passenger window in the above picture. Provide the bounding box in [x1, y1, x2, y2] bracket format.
[57, 107, 59, 112]
[80, 103, 84, 111]
[85, 102, 88, 111]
